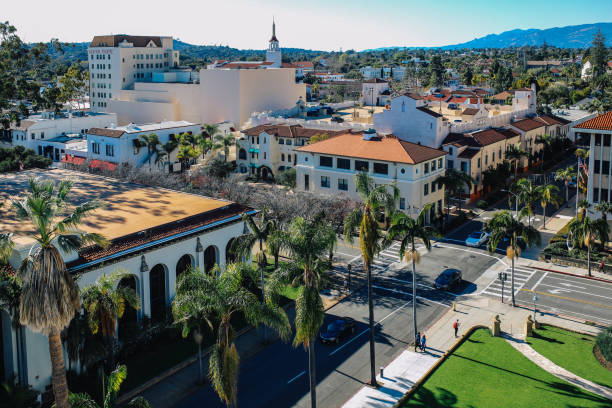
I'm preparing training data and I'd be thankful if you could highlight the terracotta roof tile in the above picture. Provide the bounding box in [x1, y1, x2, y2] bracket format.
[458, 149, 479, 159]
[462, 108, 480, 115]
[497, 128, 521, 139]
[241, 124, 344, 139]
[574, 111, 612, 131]
[470, 129, 506, 146]
[88, 128, 125, 138]
[296, 132, 445, 165]
[511, 118, 546, 132]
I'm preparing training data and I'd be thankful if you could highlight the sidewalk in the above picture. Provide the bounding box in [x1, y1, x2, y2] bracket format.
[340, 292, 603, 407]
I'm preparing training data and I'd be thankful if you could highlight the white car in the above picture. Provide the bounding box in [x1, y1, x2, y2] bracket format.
[465, 231, 489, 247]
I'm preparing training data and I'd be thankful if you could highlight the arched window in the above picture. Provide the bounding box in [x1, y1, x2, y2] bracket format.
[176, 254, 192, 282]
[149, 265, 167, 322]
[204, 246, 218, 275]
[281, 153, 285, 161]
[239, 148, 247, 160]
[226, 238, 237, 264]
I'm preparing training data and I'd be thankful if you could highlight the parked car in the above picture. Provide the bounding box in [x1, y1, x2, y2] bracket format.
[465, 230, 489, 247]
[433, 269, 462, 290]
[319, 317, 356, 344]
[331, 115, 344, 123]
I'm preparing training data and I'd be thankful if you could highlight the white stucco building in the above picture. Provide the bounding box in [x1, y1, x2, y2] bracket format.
[362, 78, 390, 106]
[9, 111, 117, 161]
[0, 168, 253, 392]
[85, 121, 201, 171]
[87, 35, 180, 111]
[295, 129, 446, 221]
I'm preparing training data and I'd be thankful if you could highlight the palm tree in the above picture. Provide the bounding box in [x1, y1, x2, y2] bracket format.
[555, 166, 575, 203]
[214, 134, 235, 162]
[157, 140, 178, 172]
[266, 229, 283, 269]
[63, 365, 151, 408]
[80, 271, 140, 370]
[536, 184, 562, 229]
[203, 123, 220, 139]
[139, 133, 160, 171]
[595, 201, 612, 223]
[575, 148, 590, 214]
[534, 133, 553, 171]
[384, 205, 437, 341]
[176, 264, 290, 407]
[272, 214, 336, 408]
[514, 178, 539, 226]
[568, 215, 609, 277]
[0, 232, 14, 264]
[485, 211, 541, 306]
[505, 145, 528, 180]
[343, 172, 398, 387]
[435, 168, 474, 222]
[196, 134, 215, 159]
[12, 178, 109, 408]
[578, 199, 591, 219]
[176, 139, 201, 171]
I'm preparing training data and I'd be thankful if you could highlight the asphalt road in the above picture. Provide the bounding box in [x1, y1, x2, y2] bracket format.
[174, 242, 498, 408]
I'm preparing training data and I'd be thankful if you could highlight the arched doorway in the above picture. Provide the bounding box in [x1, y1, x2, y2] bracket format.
[149, 264, 167, 322]
[238, 148, 247, 160]
[226, 238, 237, 264]
[118, 275, 138, 339]
[176, 254, 193, 283]
[204, 245, 218, 275]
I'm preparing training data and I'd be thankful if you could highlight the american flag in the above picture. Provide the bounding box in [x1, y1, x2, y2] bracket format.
[578, 159, 588, 185]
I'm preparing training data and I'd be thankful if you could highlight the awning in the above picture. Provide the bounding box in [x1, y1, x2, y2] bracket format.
[248, 148, 259, 153]
[61, 154, 86, 165]
[249, 163, 258, 168]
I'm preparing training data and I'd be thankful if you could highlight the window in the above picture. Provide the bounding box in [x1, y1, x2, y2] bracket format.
[287, 154, 292, 162]
[264, 152, 267, 159]
[595, 134, 602, 146]
[281, 153, 285, 161]
[447, 160, 454, 169]
[492, 152, 496, 162]
[400, 168, 406, 174]
[30, 133, 35, 140]
[105, 144, 114, 157]
[424, 163, 430, 174]
[373, 162, 388, 175]
[286, 139, 292, 146]
[424, 183, 429, 195]
[593, 188, 600, 203]
[304, 174, 310, 190]
[477, 158, 481, 168]
[355, 160, 369, 172]
[279, 138, 284, 145]
[461, 161, 468, 173]
[41, 132, 45, 139]
[399, 198, 406, 210]
[438, 158, 443, 168]
[605, 134, 611, 147]
[595, 160, 601, 174]
[337, 158, 351, 169]
[602, 188, 609, 202]
[449, 147, 453, 155]
[320, 156, 333, 167]
[431, 161, 436, 171]
[485, 155, 488, 165]
[92, 142, 100, 154]
[431, 182, 436, 193]
[338, 178, 348, 191]
[321, 176, 330, 188]
[604, 161, 610, 174]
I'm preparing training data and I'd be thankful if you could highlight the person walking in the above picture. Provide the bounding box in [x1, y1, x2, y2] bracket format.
[600, 258, 606, 273]
[415, 332, 421, 352]
[420, 334, 427, 353]
[453, 319, 460, 337]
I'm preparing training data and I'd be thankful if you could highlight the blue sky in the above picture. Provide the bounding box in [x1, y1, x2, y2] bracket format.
[4, 0, 611, 50]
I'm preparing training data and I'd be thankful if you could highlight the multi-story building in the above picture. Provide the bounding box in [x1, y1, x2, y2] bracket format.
[295, 129, 446, 221]
[87, 35, 180, 111]
[573, 111, 612, 209]
[442, 128, 521, 199]
[0, 168, 252, 392]
[236, 123, 345, 178]
[362, 78, 391, 106]
[9, 110, 117, 160]
[85, 121, 200, 171]
[360, 66, 406, 81]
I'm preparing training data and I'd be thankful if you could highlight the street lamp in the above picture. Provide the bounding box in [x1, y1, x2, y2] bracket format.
[501, 189, 519, 219]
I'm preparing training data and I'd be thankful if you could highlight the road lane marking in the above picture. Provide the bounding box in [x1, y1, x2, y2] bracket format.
[535, 283, 612, 300]
[532, 271, 548, 291]
[329, 299, 414, 356]
[536, 305, 612, 325]
[434, 243, 508, 266]
[520, 288, 612, 309]
[544, 275, 612, 291]
[287, 370, 306, 384]
[372, 285, 451, 307]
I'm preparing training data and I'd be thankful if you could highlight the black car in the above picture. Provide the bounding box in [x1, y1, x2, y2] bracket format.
[433, 269, 462, 290]
[319, 317, 356, 344]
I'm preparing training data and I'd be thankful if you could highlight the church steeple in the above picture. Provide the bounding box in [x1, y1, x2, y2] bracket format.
[266, 17, 281, 67]
[269, 18, 279, 43]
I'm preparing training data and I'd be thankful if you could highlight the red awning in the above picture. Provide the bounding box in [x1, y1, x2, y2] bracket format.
[61, 154, 86, 165]
[89, 160, 117, 171]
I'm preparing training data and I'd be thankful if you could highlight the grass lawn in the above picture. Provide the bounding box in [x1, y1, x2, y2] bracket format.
[528, 324, 612, 389]
[279, 284, 300, 300]
[403, 328, 611, 408]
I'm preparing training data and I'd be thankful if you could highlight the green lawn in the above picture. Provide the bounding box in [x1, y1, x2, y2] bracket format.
[528, 324, 612, 390]
[403, 328, 610, 408]
[279, 284, 300, 300]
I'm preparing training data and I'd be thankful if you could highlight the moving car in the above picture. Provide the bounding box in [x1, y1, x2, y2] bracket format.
[319, 317, 356, 344]
[433, 269, 462, 290]
[465, 231, 489, 247]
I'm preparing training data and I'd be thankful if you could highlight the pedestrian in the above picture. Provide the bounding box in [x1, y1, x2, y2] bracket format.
[415, 332, 421, 352]
[420, 334, 427, 353]
[453, 319, 459, 337]
[600, 258, 606, 273]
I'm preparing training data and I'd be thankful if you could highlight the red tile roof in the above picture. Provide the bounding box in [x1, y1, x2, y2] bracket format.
[458, 149, 479, 159]
[242, 124, 344, 139]
[574, 111, 612, 131]
[442, 128, 507, 148]
[497, 128, 521, 139]
[462, 108, 480, 115]
[511, 118, 546, 132]
[536, 114, 571, 126]
[296, 132, 445, 165]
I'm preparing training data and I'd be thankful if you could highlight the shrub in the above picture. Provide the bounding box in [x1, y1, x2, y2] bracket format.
[595, 326, 612, 363]
[477, 199, 488, 209]
[276, 167, 296, 188]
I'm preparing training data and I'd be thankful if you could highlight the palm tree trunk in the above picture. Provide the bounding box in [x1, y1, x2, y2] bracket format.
[587, 245, 592, 277]
[565, 182, 569, 204]
[542, 204, 547, 229]
[48, 330, 70, 408]
[308, 340, 317, 408]
[366, 261, 376, 387]
[197, 341, 203, 384]
[412, 254, 417, 342]
[260, 264, 268, 344]
[511, 256, 516, 307]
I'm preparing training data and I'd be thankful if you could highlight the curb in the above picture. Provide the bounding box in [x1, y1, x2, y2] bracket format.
[392, 325, 489, 407]
[531, 265, 612, 284]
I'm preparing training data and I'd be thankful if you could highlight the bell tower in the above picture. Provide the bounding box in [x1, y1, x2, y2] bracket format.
[266, 18, 282, 68]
